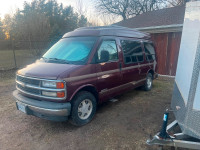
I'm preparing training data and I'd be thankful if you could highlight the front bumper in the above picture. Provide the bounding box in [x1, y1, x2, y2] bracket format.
[13, 90, 71, 121]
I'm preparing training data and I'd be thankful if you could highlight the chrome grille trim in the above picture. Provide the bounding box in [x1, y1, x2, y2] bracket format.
[17, 83, 40, 95]
[16, 80, 65, 92]
[16, 75, 40, 86]
[16, 74, 67, 100]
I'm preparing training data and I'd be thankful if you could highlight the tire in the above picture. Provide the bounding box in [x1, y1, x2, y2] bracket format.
[143, 73, 153, 91]
[69, 91, 97, 126]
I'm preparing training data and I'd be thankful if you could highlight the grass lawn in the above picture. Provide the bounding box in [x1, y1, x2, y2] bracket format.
[0, 49, 39, 70]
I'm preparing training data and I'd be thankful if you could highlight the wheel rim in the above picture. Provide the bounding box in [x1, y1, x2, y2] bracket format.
[78, 99, 93, 120]
[147, 77, 152, 88]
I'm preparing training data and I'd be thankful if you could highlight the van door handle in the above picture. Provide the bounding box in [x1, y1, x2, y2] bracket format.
[119, 62, 122, 71]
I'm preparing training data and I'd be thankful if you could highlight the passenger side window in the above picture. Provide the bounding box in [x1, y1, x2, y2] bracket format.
[144, 43, 156, 61]
[121, 40, 144, 64]
[97, 40, 118, 63]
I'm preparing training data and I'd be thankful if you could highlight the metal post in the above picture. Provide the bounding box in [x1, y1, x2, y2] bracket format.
[159, 109, 170, 139]
[10, 35, 17, 69]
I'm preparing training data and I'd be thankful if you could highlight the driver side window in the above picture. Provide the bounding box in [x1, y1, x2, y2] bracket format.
[97, 40, 118, 63]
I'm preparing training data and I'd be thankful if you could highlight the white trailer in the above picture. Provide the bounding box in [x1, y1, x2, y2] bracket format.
[147, 1, 200, 149]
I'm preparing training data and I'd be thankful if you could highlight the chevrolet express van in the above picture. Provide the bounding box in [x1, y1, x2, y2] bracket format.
[13, 26, 157, 126]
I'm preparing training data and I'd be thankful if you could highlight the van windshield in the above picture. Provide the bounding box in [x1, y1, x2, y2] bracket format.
[43, 37, 97, 65]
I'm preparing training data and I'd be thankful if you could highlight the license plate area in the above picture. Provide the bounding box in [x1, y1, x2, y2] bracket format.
[16, 102, 27, 113]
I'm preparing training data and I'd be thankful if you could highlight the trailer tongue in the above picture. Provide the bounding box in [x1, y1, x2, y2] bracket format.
[147, 1, 200, 149]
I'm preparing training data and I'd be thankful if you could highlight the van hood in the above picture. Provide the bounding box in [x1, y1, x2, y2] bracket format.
[17, 61, 81, 80]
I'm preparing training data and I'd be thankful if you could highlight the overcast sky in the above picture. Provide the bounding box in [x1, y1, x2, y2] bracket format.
[0, 0, 92, 17]
[0, 0, 121, 25]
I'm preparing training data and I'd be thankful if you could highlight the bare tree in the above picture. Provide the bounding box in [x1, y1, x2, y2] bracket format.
[95, 0, 130, 20]
[166, 0, 190, 6]
[100, 14, 121, 25]
[95, 0, 167, 20]
[76, 0, 87, 16]
[87, 11, 102, 26]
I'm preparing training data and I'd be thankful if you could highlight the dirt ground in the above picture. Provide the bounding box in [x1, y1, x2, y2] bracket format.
[0, 72, 176, 150]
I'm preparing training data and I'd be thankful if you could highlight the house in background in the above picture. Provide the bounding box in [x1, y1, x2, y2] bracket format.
[115, 5, 185, 76]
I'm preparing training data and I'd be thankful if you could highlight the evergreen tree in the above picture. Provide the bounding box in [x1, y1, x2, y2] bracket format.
[9, 0, 88, 41]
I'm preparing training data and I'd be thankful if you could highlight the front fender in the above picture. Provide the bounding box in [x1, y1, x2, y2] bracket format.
[69, 84, 98, 101]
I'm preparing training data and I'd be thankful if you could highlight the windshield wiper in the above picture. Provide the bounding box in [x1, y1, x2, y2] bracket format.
[47, 58, 69, 64]
[41, 57, 47, 60]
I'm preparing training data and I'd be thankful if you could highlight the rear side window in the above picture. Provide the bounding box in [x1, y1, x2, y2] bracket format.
[121, 40, 144, 64]
[144, 43, 156, 61]
[97, 40, 118, 63]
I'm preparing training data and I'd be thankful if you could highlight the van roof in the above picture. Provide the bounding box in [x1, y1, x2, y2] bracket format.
[62, 25, 150, 39]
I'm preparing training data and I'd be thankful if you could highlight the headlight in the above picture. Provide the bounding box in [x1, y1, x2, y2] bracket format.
[42, 81, 56, 88]
[42, 91, 65, 98]
[42, 91, 57, 97]
[42, 81, 65, 89]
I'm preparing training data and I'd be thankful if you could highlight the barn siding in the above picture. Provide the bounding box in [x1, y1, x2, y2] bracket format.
[151, 32, 182, 76]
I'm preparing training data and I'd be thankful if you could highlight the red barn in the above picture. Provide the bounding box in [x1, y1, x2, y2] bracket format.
[115, 5, 185, 76]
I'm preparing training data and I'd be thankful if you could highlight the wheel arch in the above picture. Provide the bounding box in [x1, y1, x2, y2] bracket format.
[69, 84, 99, 103]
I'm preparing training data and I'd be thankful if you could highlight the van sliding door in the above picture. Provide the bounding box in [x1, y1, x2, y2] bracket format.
[120, 39, 143, 87]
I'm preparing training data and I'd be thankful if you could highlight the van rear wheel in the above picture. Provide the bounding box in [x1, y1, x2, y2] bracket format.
[143, 73, 153, 91]
[69, 91, 96, 126]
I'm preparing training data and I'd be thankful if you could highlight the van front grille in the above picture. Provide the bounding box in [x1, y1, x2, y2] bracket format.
[17, 84, 40, 95]
[16, 75, 40, 86]
[15, 74, 66, 100]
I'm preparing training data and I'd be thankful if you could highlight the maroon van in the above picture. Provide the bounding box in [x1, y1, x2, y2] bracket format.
[13, 26, 157, 126]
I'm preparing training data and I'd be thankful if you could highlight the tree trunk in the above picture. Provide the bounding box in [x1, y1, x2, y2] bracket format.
[122, 13, 127, 20]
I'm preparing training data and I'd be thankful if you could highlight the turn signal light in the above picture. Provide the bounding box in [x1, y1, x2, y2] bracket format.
[57, 92, 65, 98]
[56, 82, 65, 89]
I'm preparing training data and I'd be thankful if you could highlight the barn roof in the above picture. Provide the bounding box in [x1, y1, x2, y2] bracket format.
[115, 5, 185, 29]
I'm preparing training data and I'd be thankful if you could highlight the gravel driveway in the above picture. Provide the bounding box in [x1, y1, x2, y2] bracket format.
[0, 76, 174, 150]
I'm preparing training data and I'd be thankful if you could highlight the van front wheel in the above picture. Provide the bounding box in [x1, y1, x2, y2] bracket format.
[143, 73, 153, 91]
[69, 91, 97, 126]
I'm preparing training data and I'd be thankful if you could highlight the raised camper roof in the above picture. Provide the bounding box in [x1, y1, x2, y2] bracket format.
[62, 25, 150, 39]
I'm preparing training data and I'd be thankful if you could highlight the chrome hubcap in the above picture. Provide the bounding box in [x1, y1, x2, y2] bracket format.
[78, 99, 93, 120]
[147, 78, 152, 88]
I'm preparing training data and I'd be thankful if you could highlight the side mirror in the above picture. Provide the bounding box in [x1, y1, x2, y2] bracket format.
[99, 50, 109, 63]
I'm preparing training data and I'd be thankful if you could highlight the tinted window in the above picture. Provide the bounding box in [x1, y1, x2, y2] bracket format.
[121, 40, 144, 64]
[144, 43, 156, 61]
[97, 40, 118, 63]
